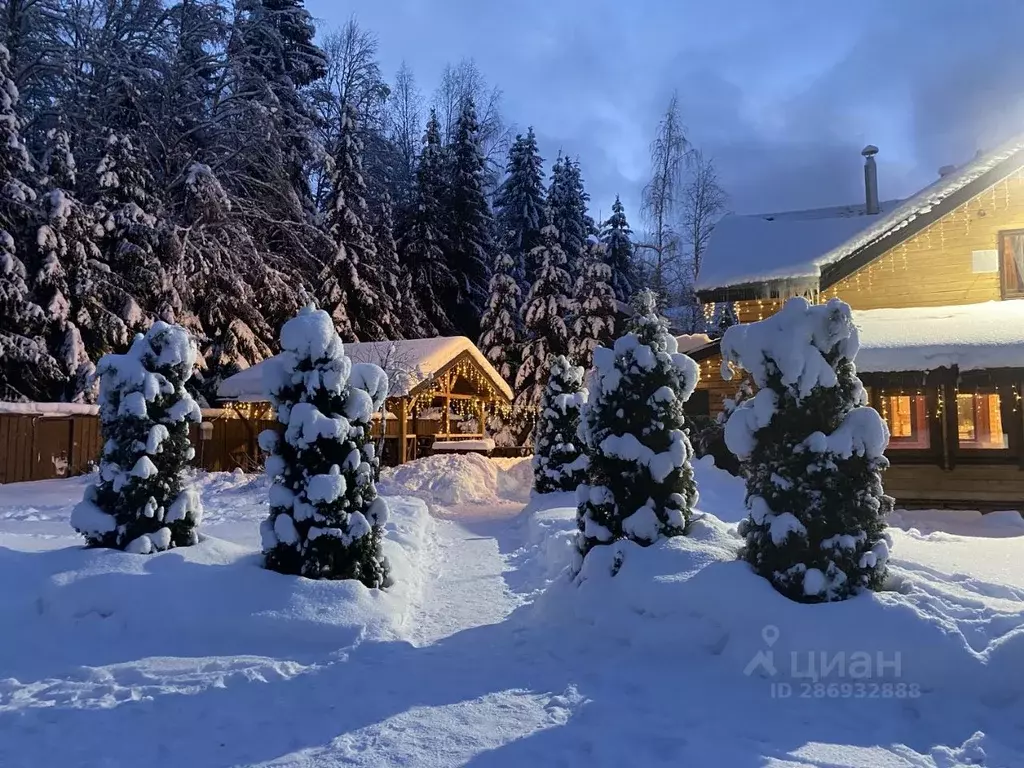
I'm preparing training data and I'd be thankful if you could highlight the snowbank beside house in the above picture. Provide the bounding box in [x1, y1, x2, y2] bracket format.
[379, 453, 532, 506]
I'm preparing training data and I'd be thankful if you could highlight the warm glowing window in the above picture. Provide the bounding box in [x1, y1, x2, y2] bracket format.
[878, 392, 930, 450]
[1000, 231, 1024, 298]
[956, 392, 1007, 450]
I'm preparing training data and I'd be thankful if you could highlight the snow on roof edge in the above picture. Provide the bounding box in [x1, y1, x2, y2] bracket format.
[696, 133, 1024, 293]
[217, 336, 513, 403]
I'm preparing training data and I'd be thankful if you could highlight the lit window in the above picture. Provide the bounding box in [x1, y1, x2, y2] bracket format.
[879, 392, 930, 450]
[1001, 231, 1024, 298]
[956, 393, 1007, 450]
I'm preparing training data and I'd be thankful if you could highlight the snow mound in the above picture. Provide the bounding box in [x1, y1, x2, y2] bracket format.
[527, 496, 1024, 719]
[0, 494, 433, 684]
[379, 454, 531, 506]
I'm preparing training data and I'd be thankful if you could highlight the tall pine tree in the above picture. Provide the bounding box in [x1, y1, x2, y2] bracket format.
[494, 127, 545, 289]
[95, 131, 173, 325]
[514, 224, 572, 443]
[374, 191, 429, 338]
[569, 240, 617, 369]
[317, 105, 397, 342]
[444, 97, 493, 338]
[399, 110, 455, 335]
[547, 156, 589, 284]
[178, 163, 274, 403]
[0, 43, 61, 400]
[600, 195, 637, 303]
[478, 250, 522, 383]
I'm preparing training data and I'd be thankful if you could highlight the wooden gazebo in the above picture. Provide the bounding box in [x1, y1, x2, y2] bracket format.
[217, 337, 513, 465]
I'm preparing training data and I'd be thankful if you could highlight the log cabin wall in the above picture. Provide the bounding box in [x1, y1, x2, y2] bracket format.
[823, 168, 1024, 309]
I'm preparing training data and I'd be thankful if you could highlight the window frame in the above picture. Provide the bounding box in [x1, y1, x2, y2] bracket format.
[999, 228, 1024, 300]
[864, 377, 943, 465]
[946, 374, 1021, 466]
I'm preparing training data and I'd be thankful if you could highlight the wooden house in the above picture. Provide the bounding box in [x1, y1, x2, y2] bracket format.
[691, 137, 1024, 510]
[217, 336, 513, 465]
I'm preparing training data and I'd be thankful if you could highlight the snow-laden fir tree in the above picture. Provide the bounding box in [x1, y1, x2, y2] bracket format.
[373, 191, 429, 338]
[532, 355, 587, 494]
[478, 250, 522, 383]
[546, 156, 590, 284]
[94, 131, 172, 326]
[478, 249, 522, 444]
[178, 163, 274, 403]
[0, 43, 61, 400]
[399, 110, 455, 335]
[41, 123, 77, 191]
[260, 306, 390, 586]
[514, 225, 572, 443]
[34, 187, 107, 402]
[722, 297, 893, 603]
[444, 97, 493, 338]
[575, 289, 700, 570]
[600, 195, 637, 303]
[494, 127, 546, 289]
[70, 321, 203, 553]
[317, 104, 395, 342]
[569, 239, 617, 369]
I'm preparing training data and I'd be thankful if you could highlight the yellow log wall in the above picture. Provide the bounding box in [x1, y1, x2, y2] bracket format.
[823, 168, 1024, 309]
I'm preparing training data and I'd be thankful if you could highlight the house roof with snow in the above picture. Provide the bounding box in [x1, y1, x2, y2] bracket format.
[686, 300, 1024, 375]
[217, 336, 513, 403]
[852, 301, 1024, 374]
[696, 134, 1024, 301]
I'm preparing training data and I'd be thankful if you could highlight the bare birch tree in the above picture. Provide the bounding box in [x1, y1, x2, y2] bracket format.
[638, 91, 689, 306]
[681, 148, 728, 286]
[672, 149, 728, 332]
[386, 61, 423, 187]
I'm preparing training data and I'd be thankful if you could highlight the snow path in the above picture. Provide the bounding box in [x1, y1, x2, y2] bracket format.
[406, 508, 524, 646]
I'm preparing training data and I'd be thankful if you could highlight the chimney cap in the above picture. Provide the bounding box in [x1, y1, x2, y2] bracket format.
[861, 144, 879, 158]
[938, 164, 957, 178]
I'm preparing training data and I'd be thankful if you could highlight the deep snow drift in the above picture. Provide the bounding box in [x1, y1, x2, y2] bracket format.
[1, 455, 1023, 767]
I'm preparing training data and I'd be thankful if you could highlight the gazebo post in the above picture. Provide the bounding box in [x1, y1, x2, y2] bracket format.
[398, 396, 408, 464]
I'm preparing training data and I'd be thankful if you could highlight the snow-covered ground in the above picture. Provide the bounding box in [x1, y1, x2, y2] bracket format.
[1, 456, 1023, 766]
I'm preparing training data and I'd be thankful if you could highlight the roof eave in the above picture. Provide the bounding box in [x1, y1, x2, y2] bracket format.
[819, 150, 1024, 289]
[697, 147, 1024, 302]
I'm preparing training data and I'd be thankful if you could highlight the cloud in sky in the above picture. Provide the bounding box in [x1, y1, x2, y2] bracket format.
[308, 0, 1024, 219]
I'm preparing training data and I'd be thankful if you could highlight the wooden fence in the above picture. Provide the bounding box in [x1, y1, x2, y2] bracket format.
[0, 411, 277, 484]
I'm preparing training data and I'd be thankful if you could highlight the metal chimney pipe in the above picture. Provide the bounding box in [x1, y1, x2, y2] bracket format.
[862, 145, 879, 215]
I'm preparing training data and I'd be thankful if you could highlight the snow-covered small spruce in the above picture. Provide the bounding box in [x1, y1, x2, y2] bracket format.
[721, 296, 893, 603]
[532, 355, 588, 494]
[575, 289, 700, 570]
[70, 322, 203, 552]
[260, 306, 390, 587]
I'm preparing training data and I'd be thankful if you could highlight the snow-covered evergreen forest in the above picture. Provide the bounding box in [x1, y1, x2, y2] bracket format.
[0, 0, 726, 413]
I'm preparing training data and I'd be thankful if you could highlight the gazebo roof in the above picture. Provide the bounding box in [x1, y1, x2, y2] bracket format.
[217, 336, 513, 403]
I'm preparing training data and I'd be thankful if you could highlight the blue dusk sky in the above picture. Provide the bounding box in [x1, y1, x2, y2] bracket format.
[307, 0, 1024, 220]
